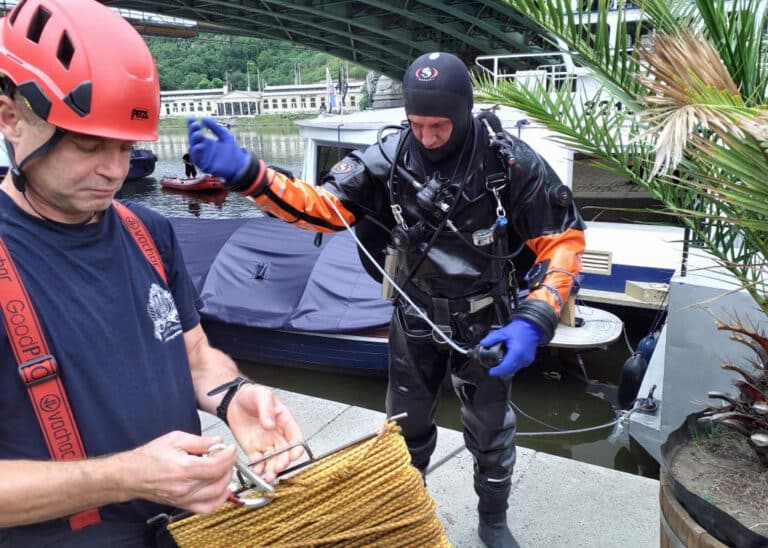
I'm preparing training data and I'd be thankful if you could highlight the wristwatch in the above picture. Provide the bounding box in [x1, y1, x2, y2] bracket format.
[207, 376, 253, 425]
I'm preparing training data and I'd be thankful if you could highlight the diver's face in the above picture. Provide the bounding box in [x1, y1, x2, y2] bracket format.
[407, 114, 453, 150]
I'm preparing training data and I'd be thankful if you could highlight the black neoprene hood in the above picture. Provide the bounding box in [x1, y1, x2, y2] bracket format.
[403, 52, 474, 116]
[402, 52, 474, 162]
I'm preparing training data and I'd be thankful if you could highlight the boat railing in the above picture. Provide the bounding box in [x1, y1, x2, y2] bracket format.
[475, 53, 578, 87]
[474, 53, 600, 99]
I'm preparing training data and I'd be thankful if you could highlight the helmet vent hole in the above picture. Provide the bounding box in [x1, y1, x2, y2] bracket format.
[26, 6, 51, 44]
[57, 32, 74, 70]
[9, 0, 28, 26]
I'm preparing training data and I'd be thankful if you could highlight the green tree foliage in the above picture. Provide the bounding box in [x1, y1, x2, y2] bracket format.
[146, 35, 368, 91]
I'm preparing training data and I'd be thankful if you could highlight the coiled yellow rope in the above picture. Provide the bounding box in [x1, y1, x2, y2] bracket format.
[168, 421, 451, 547]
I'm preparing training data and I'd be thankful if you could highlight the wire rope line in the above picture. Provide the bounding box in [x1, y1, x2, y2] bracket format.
[510, 400, 565, 431]
[426, 414, 623, 475]
[621, 323, 635, 354]
[515, 417, 620, 437]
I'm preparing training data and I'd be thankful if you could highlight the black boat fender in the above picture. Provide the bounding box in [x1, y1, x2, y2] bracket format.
[636, 330, 659, 363]
[617, 352, 649, 409]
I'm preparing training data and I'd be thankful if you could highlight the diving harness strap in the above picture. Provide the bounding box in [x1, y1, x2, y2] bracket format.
[379, 119, 518, 343]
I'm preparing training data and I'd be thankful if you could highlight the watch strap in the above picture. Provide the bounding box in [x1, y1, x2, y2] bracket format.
[207, 376, 249, 396]
[208, 377, 253, 425]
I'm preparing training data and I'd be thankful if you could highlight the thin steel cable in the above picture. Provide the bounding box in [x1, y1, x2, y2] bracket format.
[320, 193, 467, 354]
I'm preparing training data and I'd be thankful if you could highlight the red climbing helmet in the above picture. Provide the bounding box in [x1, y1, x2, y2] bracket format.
[0, 0, 159, 141]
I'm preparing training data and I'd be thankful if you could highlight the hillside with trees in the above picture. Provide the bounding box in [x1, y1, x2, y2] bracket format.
[146, 35, 369, 91]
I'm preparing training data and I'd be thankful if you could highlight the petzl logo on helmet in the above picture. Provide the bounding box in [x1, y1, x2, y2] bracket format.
[414, 66, 439, 82]
[131, 108, 149, 120]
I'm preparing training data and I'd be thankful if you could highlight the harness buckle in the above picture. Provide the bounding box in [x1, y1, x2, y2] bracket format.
[485, 172, 507, 192]
[468, 295, 494, 314]
[432, 324, 453, 344]
[18, 354, 58, 387]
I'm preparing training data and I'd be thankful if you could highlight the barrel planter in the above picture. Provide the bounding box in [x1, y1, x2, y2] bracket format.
[660, 413, 768, 548]
[659, 472, 725, 548]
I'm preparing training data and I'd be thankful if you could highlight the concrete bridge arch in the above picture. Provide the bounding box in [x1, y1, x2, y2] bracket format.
[101, 0, 548, 78]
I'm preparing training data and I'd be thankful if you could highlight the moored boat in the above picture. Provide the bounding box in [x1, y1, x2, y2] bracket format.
[295, 75, 684, 314]
[127, 148, 157, 180]
[160, 174, 225, 192]
[169, 216, 622, 374]
[161, 186, 228, 206]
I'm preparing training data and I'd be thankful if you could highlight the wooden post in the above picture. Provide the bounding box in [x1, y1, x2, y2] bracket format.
[559, 295, 576, 327]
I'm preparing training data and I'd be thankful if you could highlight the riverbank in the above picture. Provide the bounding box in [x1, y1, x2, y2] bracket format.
[160, 113, 308, 131]
[200, 389, 659, 547]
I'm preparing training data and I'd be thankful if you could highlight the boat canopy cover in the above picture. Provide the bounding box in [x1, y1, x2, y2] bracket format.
[170, 216, 393, 333]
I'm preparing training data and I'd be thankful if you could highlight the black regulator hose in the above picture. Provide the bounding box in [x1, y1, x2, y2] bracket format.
[468, 342, 506, 368]
[377, 124, 421, 190]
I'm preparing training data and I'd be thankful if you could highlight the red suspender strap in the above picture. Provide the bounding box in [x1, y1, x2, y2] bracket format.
[112, 201, 167, 284]
[0, 238, 100, 530]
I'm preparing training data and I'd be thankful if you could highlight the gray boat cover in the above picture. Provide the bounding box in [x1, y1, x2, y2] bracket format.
[169, 216, 393, 333]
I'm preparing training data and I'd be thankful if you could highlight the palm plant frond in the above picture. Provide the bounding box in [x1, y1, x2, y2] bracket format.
[635, 30, 768, 175]
[486, 0, 768, 316]
[485, 0, 768, 464]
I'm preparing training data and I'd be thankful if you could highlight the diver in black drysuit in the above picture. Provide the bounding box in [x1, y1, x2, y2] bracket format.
[187, 52, 585, 548]
[349, 61, 584, 547]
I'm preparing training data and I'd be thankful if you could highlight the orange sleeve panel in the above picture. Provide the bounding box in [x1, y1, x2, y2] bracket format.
[247, 168, 357, 233]
[525, 227, 585, 315]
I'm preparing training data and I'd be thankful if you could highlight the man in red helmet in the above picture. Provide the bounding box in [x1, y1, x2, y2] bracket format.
[0, 0, 303, 545]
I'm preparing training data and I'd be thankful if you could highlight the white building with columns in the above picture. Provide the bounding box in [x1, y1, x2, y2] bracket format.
[159, 80, 364, 119]
[160, 88, 222, 118]
[260, 80, 364, 114]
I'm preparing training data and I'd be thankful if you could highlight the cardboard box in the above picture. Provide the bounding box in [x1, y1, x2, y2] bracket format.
[624, 280, 669, 305]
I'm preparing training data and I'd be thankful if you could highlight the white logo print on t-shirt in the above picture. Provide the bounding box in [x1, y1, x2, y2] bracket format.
[147, 283, 182, 342]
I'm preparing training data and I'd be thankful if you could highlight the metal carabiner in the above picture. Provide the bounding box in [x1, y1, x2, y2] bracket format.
[391, 203, 406, 228]
[492, 186, 507, 221]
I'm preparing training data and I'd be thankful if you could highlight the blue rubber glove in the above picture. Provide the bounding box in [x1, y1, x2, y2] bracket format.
[187, 117, 249, 182]
[479, 318, 544, 377]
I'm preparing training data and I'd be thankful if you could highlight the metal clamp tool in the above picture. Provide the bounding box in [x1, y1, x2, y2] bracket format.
[147, 412, 408, 524]
[230, 411, 409, 507]
[206, 443, 276, 508]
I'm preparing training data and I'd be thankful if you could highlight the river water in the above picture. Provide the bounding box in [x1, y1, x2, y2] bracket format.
[117, 126, 660, 479]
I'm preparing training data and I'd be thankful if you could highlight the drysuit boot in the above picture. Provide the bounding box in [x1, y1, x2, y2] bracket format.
[478, 511, 519, 548]
[476, 475, 516, 548]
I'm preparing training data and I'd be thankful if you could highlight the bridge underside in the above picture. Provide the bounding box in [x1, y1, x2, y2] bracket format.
[102, 0, 550, 77]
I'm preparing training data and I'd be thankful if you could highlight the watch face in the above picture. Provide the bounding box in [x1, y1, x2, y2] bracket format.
[524, 263, 541, 282]
[524, 261, 549, 289]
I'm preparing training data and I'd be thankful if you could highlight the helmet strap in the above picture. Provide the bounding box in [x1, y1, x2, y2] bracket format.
[8, 128, 66, 192]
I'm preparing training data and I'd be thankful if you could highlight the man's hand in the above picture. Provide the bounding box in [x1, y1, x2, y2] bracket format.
[480, 318, 543, 377]
[124, 431, 237, 515]
[226, 384, 305, 482]
[186, 117, 249, 182]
